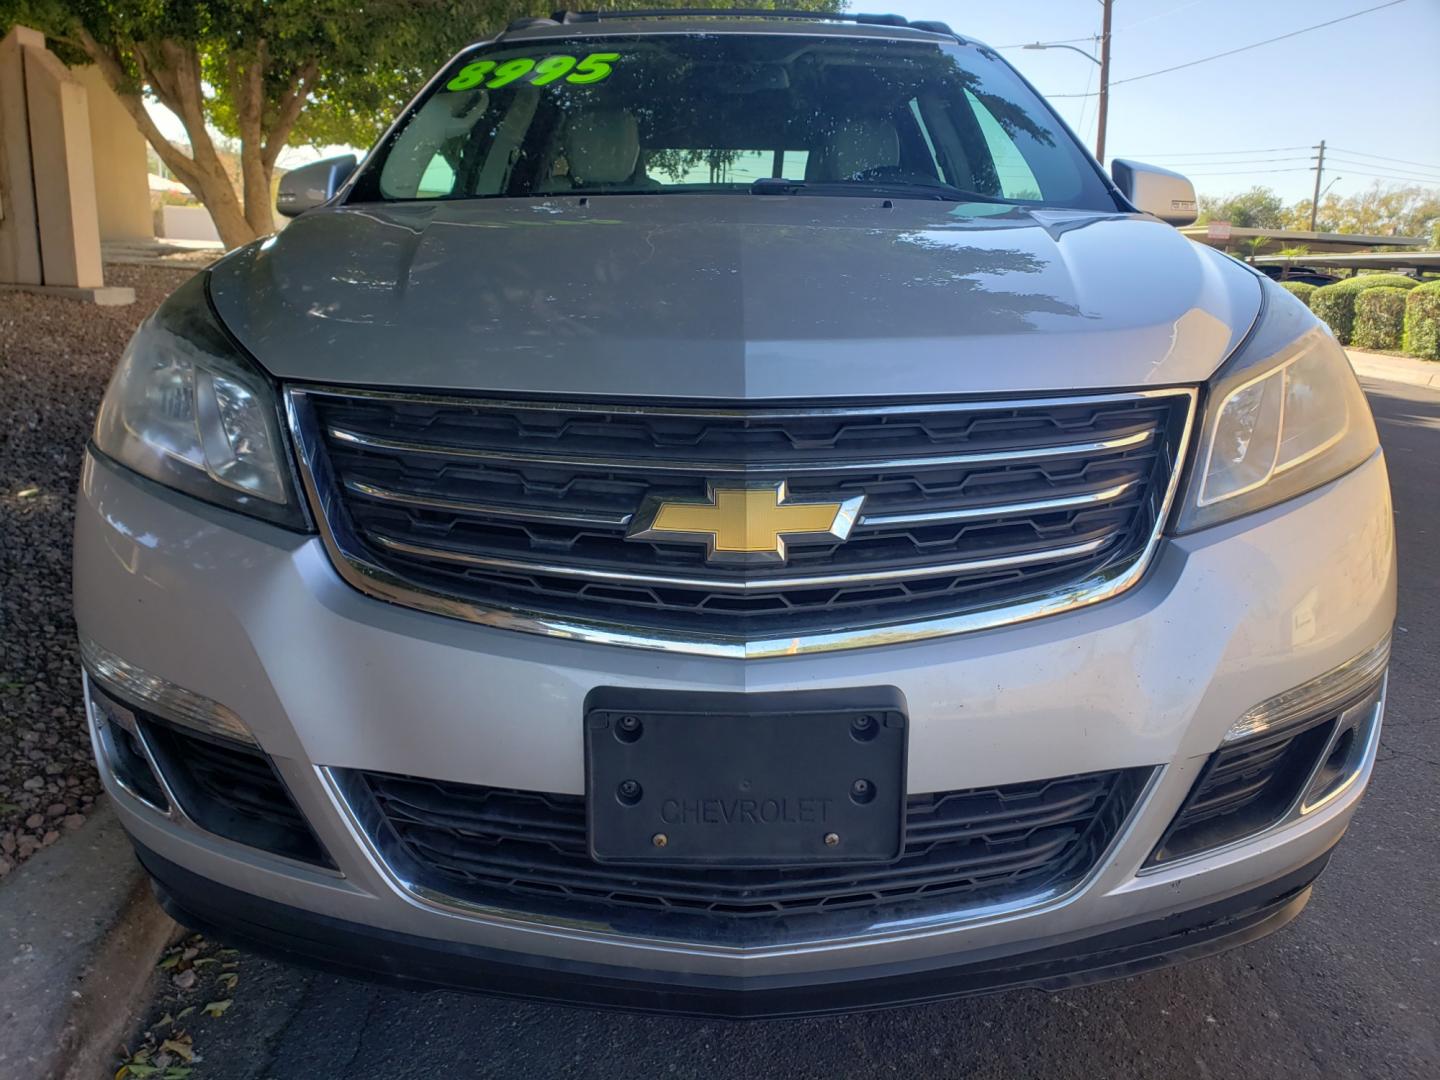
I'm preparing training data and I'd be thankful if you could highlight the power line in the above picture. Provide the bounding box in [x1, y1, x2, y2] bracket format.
[1326, 161, 1440, 185]
[996, 35, 1097, 49]
[1115, 0, 1207, 32]
[1136, 155, 1314, 166]
[1325, 168, 1440, 186]
[1327, 156, 1440, 179]
[1110, 0, 1411, 87]
[1123, 146, 1312, 158]
[1327, 147, 1440, 172]
[1074, 43, 1099, 140]
[1181, 167, 1314, 177]
[1000, 0, 1205, 49]
[1326, 153, 1440, 176]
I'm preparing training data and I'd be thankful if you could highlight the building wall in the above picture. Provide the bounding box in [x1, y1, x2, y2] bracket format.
[161, 205, 222, 243]
[71, 65, 153, 242]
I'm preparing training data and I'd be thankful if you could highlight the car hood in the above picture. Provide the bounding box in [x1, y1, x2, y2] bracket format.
[209, 195, 1259, 399]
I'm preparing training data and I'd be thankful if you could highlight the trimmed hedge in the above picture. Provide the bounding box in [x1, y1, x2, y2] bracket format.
[1309, 274, 1420, 345]
[1279, 281, 1317, 307]
[1352, 287, 1409, 351]
[1403, 280, 1440, 361]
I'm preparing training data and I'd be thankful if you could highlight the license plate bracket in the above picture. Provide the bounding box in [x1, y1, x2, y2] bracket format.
[585, 687, 907, 867]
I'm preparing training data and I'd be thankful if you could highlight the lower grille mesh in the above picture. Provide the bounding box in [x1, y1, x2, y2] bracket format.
[350, 767, 1151, 940]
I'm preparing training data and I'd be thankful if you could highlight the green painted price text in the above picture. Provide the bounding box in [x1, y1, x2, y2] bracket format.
[445, 53, 620, 92]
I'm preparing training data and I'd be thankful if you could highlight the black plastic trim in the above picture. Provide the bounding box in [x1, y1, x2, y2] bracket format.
[135, 840, 1332, 1018]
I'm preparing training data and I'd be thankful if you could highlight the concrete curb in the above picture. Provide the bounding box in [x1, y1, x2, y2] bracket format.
[1347, 348, 1440, 391]
[0, 799, 179, 1080]
[0, 282, 137, 306]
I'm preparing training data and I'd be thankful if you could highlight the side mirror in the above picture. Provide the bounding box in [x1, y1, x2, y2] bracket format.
[276, 154, 358, 218]
[1111, 159, 1198, 226]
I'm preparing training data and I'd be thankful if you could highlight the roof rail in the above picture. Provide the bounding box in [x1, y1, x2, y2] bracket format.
[504, 10, 960, 38]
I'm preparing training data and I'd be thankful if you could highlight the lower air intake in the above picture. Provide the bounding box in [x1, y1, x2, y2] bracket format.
[142, 719, 334, 868]
[343, 767, 1152, 943]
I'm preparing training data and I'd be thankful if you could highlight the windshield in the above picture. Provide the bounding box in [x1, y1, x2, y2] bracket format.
[356, 32, 1117, 209]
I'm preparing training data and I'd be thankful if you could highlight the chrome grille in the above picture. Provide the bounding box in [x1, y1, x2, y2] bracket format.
[288, 388, 1195, 656]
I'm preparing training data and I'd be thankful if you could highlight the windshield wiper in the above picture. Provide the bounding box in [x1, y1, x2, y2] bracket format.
[749, 177, 1016, 204]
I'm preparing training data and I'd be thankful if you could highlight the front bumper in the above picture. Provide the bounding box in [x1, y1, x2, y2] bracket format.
[138, 839, 1333, 1018]
[74, 445, 1396, 1004]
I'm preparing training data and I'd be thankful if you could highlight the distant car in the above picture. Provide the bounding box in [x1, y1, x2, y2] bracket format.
[1259, 266, 1341, 287]
[76, 10, 1394, 1017]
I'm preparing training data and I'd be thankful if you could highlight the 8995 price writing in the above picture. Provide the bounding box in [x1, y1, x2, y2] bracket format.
[445, 52, 621, 91]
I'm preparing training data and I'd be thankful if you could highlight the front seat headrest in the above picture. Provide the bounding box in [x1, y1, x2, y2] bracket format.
[562, 109, 640, 186]
[829, 118, 900, 180]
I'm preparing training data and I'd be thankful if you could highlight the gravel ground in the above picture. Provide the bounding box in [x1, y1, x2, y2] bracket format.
[0, 265, 195, 878]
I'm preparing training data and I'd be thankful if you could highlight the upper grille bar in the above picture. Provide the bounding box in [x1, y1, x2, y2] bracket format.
[288, 386, 1198, 658]
[326, 423, 1158, 476]
[303, 385, 1184, 421]
[856, 478, 1141, 529]
[343, 478, 636, 528]
[347, 474, 1141, 535]
[370, 531, 1117, 592]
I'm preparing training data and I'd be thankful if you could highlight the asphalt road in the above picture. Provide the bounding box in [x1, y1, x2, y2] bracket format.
[129, 379, 1439, 1080]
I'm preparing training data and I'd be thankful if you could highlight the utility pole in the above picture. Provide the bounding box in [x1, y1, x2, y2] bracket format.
[1096, 0, 1113, 166]
[1309, 140, 1326, 232]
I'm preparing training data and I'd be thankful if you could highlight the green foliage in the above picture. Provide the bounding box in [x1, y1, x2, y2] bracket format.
[1279, 281, 1317, 307]
[1196, 182, 1438, 243]
[1310, 274, 1420, 345]
[1351, 287, 1409, 352]
[3, 1, 838, 151]
[1288, 183, 1440, 240]
[1, 0, 844, 244]
[1196, 186, 1287, 229]
[1402, 281, 1440, 361]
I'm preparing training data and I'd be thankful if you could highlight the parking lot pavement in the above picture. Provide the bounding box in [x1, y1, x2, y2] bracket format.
[126, 380, 1439, 1080]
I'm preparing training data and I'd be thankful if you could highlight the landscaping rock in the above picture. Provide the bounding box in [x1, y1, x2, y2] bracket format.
[0, 264, 195, 872]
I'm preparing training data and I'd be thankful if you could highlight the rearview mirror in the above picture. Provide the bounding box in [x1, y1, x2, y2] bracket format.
[276, 154, 358, 218]
[1111, 159, 1198, 226]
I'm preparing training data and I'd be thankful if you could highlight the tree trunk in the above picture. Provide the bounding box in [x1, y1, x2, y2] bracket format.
[187, 163, 259, 250]
[241, 157, 275, 237]
[72, 30, 317, 249]
[75, 28, 261, 249]
[233, 53, 276, 238]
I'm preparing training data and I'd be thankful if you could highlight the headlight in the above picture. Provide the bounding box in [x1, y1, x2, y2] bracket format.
[1175, 281, 1379, 533]
[93, 274, 307, 529]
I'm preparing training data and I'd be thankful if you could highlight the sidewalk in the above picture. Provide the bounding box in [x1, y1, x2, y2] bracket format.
[0, 800, 177, 1080]
[1346, 348, 1440, 391]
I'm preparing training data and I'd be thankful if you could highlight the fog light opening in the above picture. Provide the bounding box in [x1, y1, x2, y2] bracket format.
[1301, 676, 1386, 813]
[86, 676, 170, 813]
[1147, 666, 1387, 869]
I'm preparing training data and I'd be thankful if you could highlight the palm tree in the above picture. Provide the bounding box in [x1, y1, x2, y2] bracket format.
[1275, 244, 1310, 281]
[1240, 235, 1271, 264]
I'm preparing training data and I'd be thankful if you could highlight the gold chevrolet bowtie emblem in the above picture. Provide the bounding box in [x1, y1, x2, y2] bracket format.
[627, 482, 866, 564]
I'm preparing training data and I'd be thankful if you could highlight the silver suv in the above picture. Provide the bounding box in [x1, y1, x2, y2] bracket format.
[76, 11, 1395, 1016]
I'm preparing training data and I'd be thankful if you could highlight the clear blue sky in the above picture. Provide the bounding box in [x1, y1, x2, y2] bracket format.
[887, 0, 1440, 204]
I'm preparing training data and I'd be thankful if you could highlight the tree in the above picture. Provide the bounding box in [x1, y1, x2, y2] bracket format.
[1, 0, 839, 249]
[1274, 244, 1309, 280]
[1196, 185, 1287, 229]
[1286, 183, 1440, 239]
[1239, 235, 1271, 264]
